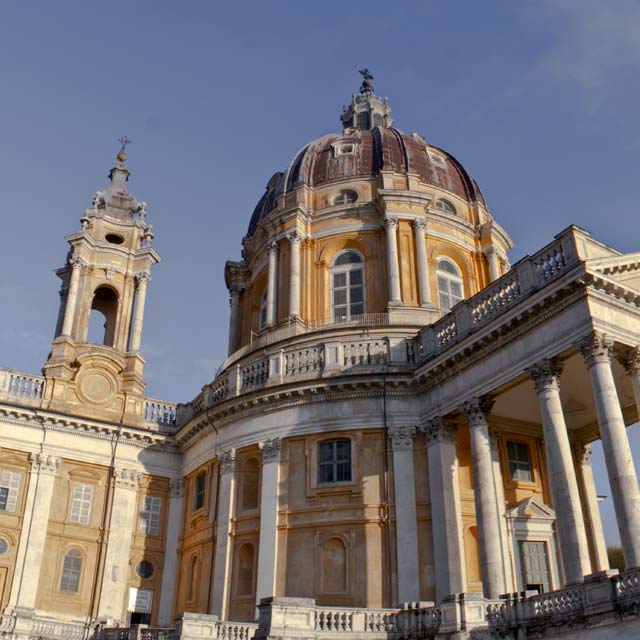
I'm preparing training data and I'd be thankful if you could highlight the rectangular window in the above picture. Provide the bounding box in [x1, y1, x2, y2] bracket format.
[69, 484, 93, 524]
[318, 440, 352, 484]
[139, 496, 162, 536]
[60, 550, 82, 593]
[0, 471, 20, 512]
[193, 473, 206, 511]
[506, 441, 532, 482]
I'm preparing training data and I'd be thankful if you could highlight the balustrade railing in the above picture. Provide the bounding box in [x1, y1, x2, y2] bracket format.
[285, 345, 324, 377]
[216, 622, 257, 639]
[343, 339, 388, 367]
[143, 400, 177, 427]
[0, 369, 46, 407]
[315, 609, 353, 632]
[241, 359, 267, 390]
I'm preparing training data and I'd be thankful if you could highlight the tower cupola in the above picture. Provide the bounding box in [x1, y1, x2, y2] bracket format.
[340, 69, 393, 132]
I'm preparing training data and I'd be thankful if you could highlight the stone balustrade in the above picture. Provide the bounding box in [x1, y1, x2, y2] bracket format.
[143, 399, 177, 428]
[0, 368, 46, 407]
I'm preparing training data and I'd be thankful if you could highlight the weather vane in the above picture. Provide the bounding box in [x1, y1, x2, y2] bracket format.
[359, 69, 374, 94]
[118, 136, 132, 154]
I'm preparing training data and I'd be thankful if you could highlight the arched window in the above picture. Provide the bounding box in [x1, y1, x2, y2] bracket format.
[318, 439, 352, 483]
[60, 549, 82, 593]
[332, 190, 358, 206]
[435, 199, 456, 215]
[240, 458, 260, 511]
[321, 537, 347, 593]
[236, 543, 255, 596]
[331, 251, 365, 321]
[259, 288, 268, 330]
[437, 259, 463, 311]
[87, 286, 118, 346]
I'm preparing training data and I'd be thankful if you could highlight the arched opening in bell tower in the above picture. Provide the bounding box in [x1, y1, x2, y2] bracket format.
[87, 286, 119, 347]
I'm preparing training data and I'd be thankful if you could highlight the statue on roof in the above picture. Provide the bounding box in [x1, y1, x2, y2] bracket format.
[359, 69, 374, 94]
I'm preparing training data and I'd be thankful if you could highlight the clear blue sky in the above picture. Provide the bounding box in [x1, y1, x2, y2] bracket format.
[1, 1, 639, 547]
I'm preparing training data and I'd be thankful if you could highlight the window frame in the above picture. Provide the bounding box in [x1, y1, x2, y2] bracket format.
[139, 495, 162, 536]
[317, 439, 352, 485]
[59, 548, 83, 594]
[69, 483, 93, 525]
[331, 190, 359, 206]
[192, 472, 207, 512]
[506, 440, 533, 483]
[330, 250, 366, 322]
[436, 258, 464, 312]
[435, 199, 457, 215]
[258, 287, 268, 331]
[0, 470, 20, 513]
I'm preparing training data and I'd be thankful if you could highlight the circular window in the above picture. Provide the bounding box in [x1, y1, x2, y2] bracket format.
[136, 560, 154, 580]
[105, 233, 124, 245]
[0, 539, 7, 555]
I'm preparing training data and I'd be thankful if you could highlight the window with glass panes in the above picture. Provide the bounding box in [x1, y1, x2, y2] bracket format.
[69, 484, 93, 524]
[193, 472, 206, 511]
[139, 496, 162, 536]
[0, 471, 19, 512]
[318, 439, 352, 483]
[331, 251, 365, 321]
[506, 441, 532, 482]
[60, 549, 82, 593]
[437, 259, 463, 311]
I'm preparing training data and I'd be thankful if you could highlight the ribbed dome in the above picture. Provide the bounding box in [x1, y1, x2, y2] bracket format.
[248, 127, 486, 236]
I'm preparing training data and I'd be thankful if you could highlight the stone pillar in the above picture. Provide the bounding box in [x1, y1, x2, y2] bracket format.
[7, 453, 60, 613]
[98, 467, 142, 621]
[227, 285, 243, 356]
[129, 272, 150, 352]
[256, 439, 281, 607]
[423, 417, 466, 602]
[484, 245, 501, 282]
[61, 257, 82, 336]
[578, 332, 640, 567]
[158, 478, 185, 625]
[288, 232, 301, 318]
[384, 217, 402, 304]
[389, 426, 420, 604]
[527, 359, 590, 584]
[412, 219, 430, 306]
[573, 444, 609, 573]
[461, 398, 505, 599]
[266, 241, 279, 326]
[211, 450, 237, 619]
[489, 430, 512, 592]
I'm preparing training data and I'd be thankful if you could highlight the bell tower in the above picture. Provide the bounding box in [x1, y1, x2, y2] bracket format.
[42, 141, 160, 426]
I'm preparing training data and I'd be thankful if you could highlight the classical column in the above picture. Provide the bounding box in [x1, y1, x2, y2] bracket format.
[484, 245, 501, 282]
[211, 450, 237, 619]
[266, 241, 279, 326]
[527, 359, 590, 583]
[98, 467, 142, 621]
[384, 217, 402, 304]
[227, 285, 243, 356]
[256, 439, 281, 607]
[578, 332, 640, 567]
[423, 417, 466, 602]
[389, 426, 420, 604]
[489, 430, 512, 592]
[412, 219, 430, 306]
[6, 453, 60, 613]
[158, 478, 185, 625]
[129, 272, 150, 352]
[61, 256, 82, 336]
[288, 232, 301, 318]
[573, 444, 609, 573]
[461, 398, 505, 599]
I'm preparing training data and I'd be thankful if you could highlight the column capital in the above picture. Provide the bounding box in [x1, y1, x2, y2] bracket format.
[422, 416, 457, 445]
[577, 331, 614, 368]
[260, 438, 281, 463]
[526, 358, 563, 393]
[618, 346, 640, 376]
[412, 218, 427, 233]
[572, 442, 593, 466]
[389, 426, 416, 450]
[219, 449, 237, 474]
[114, 467, 142, 490]
[135, 271, 151, 285]
[384, 215, 398, 230]
[460, 397, 494, 427]
[69, 255, 84, 269]
[267, 239, 280, 255]
[482, 244, 498, 258]
[32, 453, 60, 476]
[169, 477, 184, 498]
[287, 230, 302, 245]
[229, 283, 245, 298]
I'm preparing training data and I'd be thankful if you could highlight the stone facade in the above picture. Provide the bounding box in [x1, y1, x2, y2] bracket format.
[1, 81, 640, 639]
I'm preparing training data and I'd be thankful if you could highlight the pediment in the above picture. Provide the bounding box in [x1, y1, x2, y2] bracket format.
[506, 496, 555, 520]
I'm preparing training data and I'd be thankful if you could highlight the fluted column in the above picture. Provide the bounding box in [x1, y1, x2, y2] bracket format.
[158, 478, 185, 625]
[7, 454, 60, 613]
[129, 272, 150, 352]
[61, 256, 82, 336]
[461, 398, 505, 599]
[266, 241, 279, 326]
[527, 359, 590, 584]
[385, 217, 402, 304]
[211, 450, 237, 618]
[573, 444, 609, 573]
[227, 285, 243, 355]
[413, 219, 430, 306]
[256, 439, 281, 607]
[578, 332, 640, 567]
[484, 245, 501, 282]
[389, 426, 420, 603]
[288, 232, 301, 318]
[423, 417, 466, 601]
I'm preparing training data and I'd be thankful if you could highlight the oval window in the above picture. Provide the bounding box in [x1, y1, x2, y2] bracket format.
[332, 190, 358, 206]
[136, 560, 154, 579]
[105, 233, 124, 245]
[0, 539, 8, 555]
